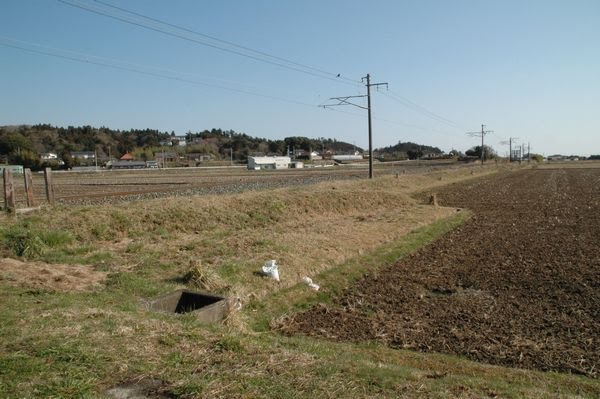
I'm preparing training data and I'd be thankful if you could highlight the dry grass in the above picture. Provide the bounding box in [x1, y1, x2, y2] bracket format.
[1, 165, 496, 297]
[0, 257, 106, 292]
[3, 165, 594, 398]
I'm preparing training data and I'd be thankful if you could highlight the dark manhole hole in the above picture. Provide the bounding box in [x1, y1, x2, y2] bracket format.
[148, 289, 229, 323]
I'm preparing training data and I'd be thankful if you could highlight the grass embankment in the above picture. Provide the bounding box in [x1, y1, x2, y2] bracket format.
[1, 166, 597, 398]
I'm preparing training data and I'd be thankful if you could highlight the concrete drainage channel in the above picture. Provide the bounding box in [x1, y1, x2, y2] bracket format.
[106, 291, 231, 398]
[147, 289, 230, 323]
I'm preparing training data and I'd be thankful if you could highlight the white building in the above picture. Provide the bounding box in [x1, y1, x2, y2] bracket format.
[71, 151, 95, 160]
[173, 136, 188, 146]
[247, 156, 291, 170]
[41, 152, 58, 161]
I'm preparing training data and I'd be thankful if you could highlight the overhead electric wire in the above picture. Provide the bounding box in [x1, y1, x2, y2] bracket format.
[381, 90, 464, 130]
[57, 0, 469, 136]
[57, 0, 362, 88]
[0, 37, 316, 108]
[0, 35, 464, 139]
[10, 1, 471, 149]
[91, 0, 362, 86]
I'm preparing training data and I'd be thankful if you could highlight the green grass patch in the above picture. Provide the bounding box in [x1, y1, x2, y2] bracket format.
[0, 225, 74, 258]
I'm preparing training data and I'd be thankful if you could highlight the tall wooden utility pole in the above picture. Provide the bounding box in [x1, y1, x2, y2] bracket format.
[323, 73, 387, 179]
[467, 124, 494, 164]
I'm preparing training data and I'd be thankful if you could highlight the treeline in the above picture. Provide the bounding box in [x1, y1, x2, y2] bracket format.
[375, 141, 443, 160]
[0, 124, 363, 170]
[187, 129, 361, 161]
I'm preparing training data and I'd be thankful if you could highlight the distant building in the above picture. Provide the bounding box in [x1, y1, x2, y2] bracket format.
[156, 152, 178, 164]
[173, 136, 188, 146]
[40, 152, 58, 161]
[120, 152, 134, 161]
[420, 152, 444, 160]
[0, 165, 24, 174]
[186, 153, 214, 162]
[332, 154, 364, 162]
[160, 136, 188, 147]
[294, 149, 322, 160]
[111, 161, 146, 170]
[247, 156, 291, 170]
[71, 151, 95, 160]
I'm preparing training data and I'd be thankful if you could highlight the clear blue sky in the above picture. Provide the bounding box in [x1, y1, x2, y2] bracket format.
[1, 0, 599, 156]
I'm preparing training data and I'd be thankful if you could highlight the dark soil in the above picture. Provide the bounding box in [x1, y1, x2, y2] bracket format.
[283, 167, 600, 377]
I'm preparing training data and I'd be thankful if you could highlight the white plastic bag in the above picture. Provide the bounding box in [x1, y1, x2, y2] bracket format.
[261, 259, 280, 281]
[303, 276, 320, 291]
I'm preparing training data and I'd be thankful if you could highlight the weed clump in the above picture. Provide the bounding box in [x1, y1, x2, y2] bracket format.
[0, 225, 73, 258]
[182, 260, 227, 292]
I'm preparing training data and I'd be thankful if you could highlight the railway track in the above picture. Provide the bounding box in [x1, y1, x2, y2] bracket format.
[2, 160, 472, 207]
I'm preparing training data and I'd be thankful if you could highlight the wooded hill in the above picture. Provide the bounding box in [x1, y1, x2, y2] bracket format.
[375, 141, 443, 160]
[0, 124, 363, 169]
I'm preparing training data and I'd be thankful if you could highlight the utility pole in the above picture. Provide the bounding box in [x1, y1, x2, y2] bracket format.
[467, 124, 494, 164]
[509, 137, 518, 162]
[323, 73, 387, 179]
[500, 137, 517, 162]
[521, 143, 524, 164]
[528, 142, 531, 163]
[365, 74, 374, 178]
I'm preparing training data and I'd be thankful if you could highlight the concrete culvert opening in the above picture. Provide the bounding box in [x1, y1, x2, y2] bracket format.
[148, 289, 229, 323]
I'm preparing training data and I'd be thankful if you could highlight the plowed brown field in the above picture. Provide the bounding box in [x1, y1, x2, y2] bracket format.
[283, 167, 600, 377]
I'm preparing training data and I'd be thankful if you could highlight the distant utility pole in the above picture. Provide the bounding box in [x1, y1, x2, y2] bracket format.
[467, 124, 494, 164]
[528, 142, 531, 163]
[521, 143, 525, 164]
[509, 138, 513, 162]
[499, 137, 517, 162]
[509, 137, 518, 162]
[323, 73, 387, 179]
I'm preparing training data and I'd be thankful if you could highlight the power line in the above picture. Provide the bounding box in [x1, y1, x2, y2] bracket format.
[91, 0, 361, 86]
[57, 0, 361, 88]
[0, 35, 464, 142]
[323, 73, 388, 179]
[0, 37, 317, 108]
[381, 90, 463, 130]
[57, 0, 467, 140]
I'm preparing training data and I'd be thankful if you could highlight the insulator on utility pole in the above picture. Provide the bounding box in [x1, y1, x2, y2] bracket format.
[322, 73, 387, 179]
[467, 124, 493, 164]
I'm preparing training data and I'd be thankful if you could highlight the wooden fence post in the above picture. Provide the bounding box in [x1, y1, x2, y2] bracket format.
[3, 168, 15, 212]
[24, 168, 36, 207]
[44, 167, 55, 205]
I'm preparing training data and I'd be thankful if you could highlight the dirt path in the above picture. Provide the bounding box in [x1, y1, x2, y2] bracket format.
[283, 168, 600, 377]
